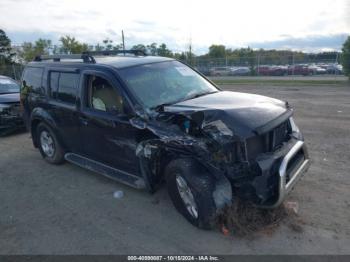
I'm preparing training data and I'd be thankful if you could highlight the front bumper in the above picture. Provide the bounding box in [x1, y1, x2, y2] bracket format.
[262, 140, 310, 208]
[0, 114, 24, 132]
[230, 137, 310, 207]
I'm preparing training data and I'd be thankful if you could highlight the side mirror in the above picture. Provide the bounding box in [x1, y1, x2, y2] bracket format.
[107, 106, 120, 115]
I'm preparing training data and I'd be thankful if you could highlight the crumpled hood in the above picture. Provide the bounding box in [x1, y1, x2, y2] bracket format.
[164, 91, 291, 138]
[0, 93, 20, 104]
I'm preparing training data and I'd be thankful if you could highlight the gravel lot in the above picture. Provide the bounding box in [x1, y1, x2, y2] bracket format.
[0, 84, 349, 254]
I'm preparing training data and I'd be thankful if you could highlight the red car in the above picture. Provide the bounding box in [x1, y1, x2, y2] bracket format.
[257, 66, 287, 76]
[288, 65, 313, 76]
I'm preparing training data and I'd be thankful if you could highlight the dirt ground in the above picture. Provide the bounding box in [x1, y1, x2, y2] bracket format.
[0, 84, 349, 254]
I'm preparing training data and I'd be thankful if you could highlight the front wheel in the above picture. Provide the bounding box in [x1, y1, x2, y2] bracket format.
[165, 158, 218, 229]
[37, 123, 65, 164]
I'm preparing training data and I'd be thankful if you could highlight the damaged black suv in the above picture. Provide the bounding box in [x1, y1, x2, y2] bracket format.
[21, 51, 310, 229]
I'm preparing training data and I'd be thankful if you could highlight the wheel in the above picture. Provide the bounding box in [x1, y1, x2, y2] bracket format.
[165, 158, 217, 229]
[37, 123, 65, 164]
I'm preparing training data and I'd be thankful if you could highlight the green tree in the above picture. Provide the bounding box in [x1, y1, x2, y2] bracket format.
[132, 44, 147, 52]
[59, 36, 88, 54]
[0, 29, 14, 62]
[147, 43, 158, 55]
[18, 38, 51, 62]
[340, 36, 350, 78]
[157, 43, 173, 57]
[102, 39, 114, 50]
[208, 45, 226, 58]
[0, 29, 15, 77]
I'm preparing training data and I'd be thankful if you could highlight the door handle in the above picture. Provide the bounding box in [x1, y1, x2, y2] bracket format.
[79, 116, 88, 126]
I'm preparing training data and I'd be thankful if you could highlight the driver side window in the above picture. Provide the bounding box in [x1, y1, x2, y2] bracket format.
[85, 74, 124, 113]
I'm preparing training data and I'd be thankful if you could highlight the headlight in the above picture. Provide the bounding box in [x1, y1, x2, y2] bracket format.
[0, 104, 10, 113]
[289, 117, 303, 140]
[289, 117, 300, 133]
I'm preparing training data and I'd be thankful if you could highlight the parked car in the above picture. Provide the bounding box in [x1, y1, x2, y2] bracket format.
[308, 64, 327, 75]
[230, 67, 251, 76]
[209, 67, 232, 76]
[195, 66, 211, 76]
[21, 51, 310, 229]
[268, 66, 288, 76]
[0, 75, 24, 134]
[288, 65, 314, 76]
[257, 66, 271, 76]
[326, 64, 343, 74]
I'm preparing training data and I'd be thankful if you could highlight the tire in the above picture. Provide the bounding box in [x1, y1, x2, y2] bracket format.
[36, 122, 65, 164]
[165, 158, 217, 229]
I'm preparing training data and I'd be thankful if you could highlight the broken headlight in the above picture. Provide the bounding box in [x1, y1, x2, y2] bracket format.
[289, 117, 303, 140]
[0, 104, 10, 114]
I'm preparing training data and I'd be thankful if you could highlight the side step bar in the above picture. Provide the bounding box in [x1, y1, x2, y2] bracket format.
[64, 153, 146, 189]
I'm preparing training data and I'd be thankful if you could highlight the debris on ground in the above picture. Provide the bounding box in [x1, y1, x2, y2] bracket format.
[221, 225, 230, 236]
[288, 222, 303, 233]
[113, 190, 124, 199]
[284, 201, 299, 214]
[217, 199, 304, 237]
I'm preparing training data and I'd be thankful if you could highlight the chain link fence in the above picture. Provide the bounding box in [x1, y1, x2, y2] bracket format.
[0, 64, 24, 81]
[188, 55, 344, 77]
[0, 53, 345, 81]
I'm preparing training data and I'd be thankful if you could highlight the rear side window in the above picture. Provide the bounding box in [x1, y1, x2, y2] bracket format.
[49, 72, 79, 104]
[22, 67, 44, 94]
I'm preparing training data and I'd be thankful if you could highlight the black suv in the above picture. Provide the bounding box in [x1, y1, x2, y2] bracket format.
[21, 51, 310, 229]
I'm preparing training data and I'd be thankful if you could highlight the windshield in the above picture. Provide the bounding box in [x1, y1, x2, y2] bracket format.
[118, 61, 218, 109]
[0, 78, 19, 94]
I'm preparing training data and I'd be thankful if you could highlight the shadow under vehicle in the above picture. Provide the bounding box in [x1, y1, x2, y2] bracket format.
[20, 51, 310, 229]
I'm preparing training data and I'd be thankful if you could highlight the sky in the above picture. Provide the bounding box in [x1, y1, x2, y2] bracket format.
[0, 0, 349, 54]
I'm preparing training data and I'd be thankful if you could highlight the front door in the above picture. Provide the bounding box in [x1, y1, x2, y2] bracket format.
[78, 70, 140, 176]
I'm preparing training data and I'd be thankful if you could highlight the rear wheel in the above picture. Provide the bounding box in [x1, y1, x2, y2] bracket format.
[165, 158, 218, 229]
[37, 123, 64, 164]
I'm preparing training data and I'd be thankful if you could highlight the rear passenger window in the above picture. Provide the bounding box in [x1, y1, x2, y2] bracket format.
[22, 67, 44, 94]
[49, 72, 79, 104]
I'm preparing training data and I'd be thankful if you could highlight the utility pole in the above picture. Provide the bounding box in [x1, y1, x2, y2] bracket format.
[122, 30, 125, 55]
[188, 35, 193, 66]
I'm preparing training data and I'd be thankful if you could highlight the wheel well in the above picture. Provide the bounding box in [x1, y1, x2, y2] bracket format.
[31, 120, 64, 150]
[31, 119, 41, 148]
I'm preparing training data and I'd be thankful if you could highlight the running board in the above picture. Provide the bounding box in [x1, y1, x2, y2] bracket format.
[64, 153, 146, 189]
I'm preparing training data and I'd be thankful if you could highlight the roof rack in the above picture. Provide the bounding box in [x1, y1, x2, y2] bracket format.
[83, 49, 147, 56]
[34, 54, 95, 63]
[33, 49, 146, 63]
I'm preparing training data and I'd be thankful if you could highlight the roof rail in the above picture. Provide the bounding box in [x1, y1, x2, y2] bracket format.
[82, 49, 147, 56]
[34, 54, 95, 63]
[33, 49, 146, 63]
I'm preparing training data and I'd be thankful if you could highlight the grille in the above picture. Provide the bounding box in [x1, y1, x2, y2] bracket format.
[8, 103, 21, 116]
[272, 121, 290, 150]
[246, 120, 291, 160]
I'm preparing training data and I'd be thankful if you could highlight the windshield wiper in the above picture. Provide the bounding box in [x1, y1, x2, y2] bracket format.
[183, 91, 218, 101]
[151, 91, 219, 112]
[151, 100, 181, 112]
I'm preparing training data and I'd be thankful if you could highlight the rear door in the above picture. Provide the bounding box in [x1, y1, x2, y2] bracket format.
[46, 68, 82, 152]
[78, 69, 140, 175]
